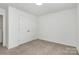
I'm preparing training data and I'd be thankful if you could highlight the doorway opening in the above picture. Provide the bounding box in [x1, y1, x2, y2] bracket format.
[0, 15, 3, 47]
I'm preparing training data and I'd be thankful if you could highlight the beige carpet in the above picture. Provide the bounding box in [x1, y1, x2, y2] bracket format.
[0, 39, 78, 55]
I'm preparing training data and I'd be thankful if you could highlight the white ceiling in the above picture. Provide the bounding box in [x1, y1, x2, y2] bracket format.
[0, 3, 77, 16]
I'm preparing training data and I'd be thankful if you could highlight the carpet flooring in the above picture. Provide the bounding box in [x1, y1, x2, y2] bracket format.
[0, 39, 78, 55]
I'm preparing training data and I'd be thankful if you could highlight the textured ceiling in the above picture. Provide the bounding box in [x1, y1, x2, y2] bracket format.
[0, 3, 77, 16]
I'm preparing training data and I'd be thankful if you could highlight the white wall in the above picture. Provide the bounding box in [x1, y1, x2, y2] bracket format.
[8, 6, 37, 48]
[38, 8, 77, 47]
